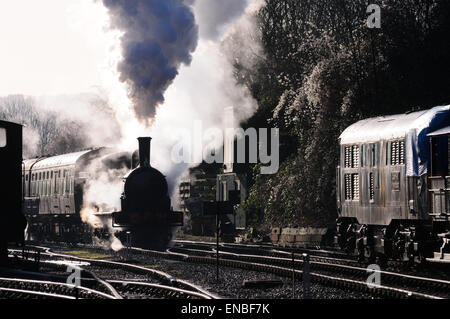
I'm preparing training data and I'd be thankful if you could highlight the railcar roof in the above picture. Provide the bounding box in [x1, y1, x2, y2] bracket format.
[339, 105, 450, 144]
[25, 150, 93, 170]
[23, 158, 45, 171]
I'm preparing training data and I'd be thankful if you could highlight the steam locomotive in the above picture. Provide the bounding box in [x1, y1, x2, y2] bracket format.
[336, 105, 450, 263]
[23, 137, 183, 249]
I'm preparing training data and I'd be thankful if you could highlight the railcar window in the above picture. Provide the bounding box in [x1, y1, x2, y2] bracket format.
[70, 177, 74, 194]
[390, 140, 405, 165]
[0, 128, 6, 147]
[344, 145, 360, 168]
[361, 145, 365, 167]
[344, 173, 359, 200]
[370, 144, 377, 166]
[65, 177, 70, 194]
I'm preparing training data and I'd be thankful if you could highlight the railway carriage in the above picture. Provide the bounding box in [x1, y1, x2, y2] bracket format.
[336, 105, 450, 262]
[22, 148, 131, 242]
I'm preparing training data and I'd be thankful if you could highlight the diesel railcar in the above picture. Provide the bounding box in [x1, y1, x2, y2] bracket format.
[336, 105, 450, 262]
[0, 120, 27, 265]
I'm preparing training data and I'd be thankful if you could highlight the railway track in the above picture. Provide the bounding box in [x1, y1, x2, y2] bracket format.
[172, 242, 361, 267]
[0, 277, 115, 299]
[11, 245, 217, 300]
[127, 243, 450, 299]
[12, 242, 450, 299]
[0, 287, 76, 299]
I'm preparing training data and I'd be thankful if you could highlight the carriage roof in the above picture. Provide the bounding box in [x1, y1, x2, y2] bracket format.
[339, 105, 450, 145]
[339, 105, 450, 176]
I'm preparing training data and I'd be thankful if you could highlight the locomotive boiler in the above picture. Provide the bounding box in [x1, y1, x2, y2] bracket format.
[336, 105, 450, 262]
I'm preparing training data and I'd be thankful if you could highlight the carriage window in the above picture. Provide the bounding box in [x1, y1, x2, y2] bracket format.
[370, 144, 378, 167]
[344, 173, 359, 200]
[360, 145, 365, 167]
[344, 145, 360, 168]
[390, 140, 405, 165]
[0, 128, 6, 147]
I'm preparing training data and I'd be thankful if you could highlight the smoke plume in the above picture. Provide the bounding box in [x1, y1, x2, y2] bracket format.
[141, 0, 264, 199]
[102, 0, 199, 122]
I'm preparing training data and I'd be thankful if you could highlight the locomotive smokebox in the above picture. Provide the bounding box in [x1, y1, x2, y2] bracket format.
[138, 137, 152, 168]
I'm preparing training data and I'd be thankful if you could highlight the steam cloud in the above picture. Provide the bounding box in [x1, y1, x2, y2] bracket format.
[102, 0, 199, 122]
[80, 159, 129, 251]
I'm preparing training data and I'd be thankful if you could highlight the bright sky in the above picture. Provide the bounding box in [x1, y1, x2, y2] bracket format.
[0, 0, 118, 96]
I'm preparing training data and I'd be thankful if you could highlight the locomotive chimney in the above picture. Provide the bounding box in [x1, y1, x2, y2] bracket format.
[138, 137, 152, 168]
